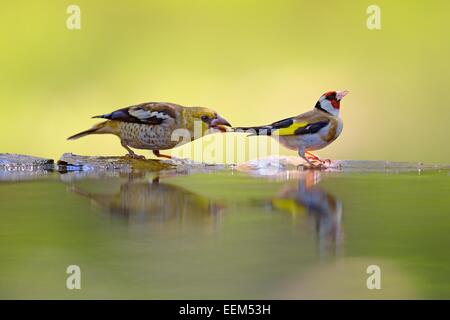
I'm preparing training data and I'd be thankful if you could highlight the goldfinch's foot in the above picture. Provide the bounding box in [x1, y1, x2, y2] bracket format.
[312, 159, 331, 168]
[125, 153, 146, 160]
[297, 159, 330, 170]
[312, 159, 331, 166]
[307, 163, 325, 169]
[306, 152, 322, 161]
[305, 152, 331, 167]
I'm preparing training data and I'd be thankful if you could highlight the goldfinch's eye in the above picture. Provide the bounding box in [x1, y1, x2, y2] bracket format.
[201, 115, 209, 122]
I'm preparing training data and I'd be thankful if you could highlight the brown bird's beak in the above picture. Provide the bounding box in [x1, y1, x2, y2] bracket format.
[210, 115, 232, 132]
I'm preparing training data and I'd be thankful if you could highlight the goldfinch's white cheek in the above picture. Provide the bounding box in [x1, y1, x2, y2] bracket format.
[321, 100, 339, 116]
[321, 100, 332, 109]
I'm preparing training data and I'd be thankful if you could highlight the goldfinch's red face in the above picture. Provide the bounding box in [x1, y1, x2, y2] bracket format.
[316, 90, 349, 116]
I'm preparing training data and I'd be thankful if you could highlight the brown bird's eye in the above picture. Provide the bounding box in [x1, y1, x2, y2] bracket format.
[201, 115, 209, 122]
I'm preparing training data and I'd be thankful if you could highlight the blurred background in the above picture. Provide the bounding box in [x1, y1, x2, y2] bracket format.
[0, 0, 449, 163]
[1, 1, 450, 299]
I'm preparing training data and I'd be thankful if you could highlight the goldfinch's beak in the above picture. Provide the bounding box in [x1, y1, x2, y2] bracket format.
[336, 90, 349, 101]
[210, 115, 232, 132]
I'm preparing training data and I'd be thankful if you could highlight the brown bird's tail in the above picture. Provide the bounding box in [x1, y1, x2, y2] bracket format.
[67, 121, 116, 140]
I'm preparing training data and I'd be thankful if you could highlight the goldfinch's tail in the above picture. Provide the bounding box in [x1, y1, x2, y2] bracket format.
[231, 126, 273, 136]
[67, 121, 116, 140]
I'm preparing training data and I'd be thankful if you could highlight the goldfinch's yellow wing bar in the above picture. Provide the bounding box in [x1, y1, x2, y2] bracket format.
[272, 121, 309, 136]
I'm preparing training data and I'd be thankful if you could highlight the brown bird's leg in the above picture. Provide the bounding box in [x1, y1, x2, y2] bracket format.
[121, 141, 145, 159]
[153, 150, 172, 159]
[152, 176, 160, 184]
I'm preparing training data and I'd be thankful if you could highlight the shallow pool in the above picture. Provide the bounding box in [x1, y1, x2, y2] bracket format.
[0, 168, 449, 299]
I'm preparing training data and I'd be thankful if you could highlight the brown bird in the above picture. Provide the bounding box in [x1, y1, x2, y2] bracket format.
[69, 176, 225, 228]
[68, 102, 231, 159]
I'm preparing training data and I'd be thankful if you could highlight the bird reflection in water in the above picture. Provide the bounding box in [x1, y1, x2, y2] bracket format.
[67, 169, 342, 253]
[69, 173, 225, 230]
[271, 171, 343, 257]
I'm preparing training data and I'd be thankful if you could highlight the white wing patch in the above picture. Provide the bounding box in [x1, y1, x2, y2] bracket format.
[129, 108, 171, 121]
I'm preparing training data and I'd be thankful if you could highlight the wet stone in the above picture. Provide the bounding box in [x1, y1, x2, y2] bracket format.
[0, 153, 55, 181]
[57, 153, 174, 172]
[0, 153, 54, 167]
[237, 156, 450, 175]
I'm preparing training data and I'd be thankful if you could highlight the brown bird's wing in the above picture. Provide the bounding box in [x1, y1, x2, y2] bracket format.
[92, 102, 181, 125]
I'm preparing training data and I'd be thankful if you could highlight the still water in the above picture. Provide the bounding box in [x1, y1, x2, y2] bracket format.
[0, 168, 449, 299]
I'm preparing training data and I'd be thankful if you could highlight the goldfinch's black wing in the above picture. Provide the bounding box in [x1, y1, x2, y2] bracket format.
[233, 114, 330, 136]
[293, 121, 330, 135]
[233, 116, 295, 135]
[271, 118, 329, 136]
[93, 102, 180, 125]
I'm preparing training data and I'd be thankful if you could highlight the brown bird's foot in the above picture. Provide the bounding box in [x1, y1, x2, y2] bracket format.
[153, 150, 172, 159]
[125, 153, 146, 160]
[121, 141, 145, 160]
[152, 176, 160, 184]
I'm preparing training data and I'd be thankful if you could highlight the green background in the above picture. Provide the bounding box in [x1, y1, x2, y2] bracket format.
[1, 0, 449, 163]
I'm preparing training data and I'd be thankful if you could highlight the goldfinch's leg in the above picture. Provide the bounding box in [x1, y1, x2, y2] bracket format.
[298, 148, 315, 166]
[153, 150, 172, 159]
[305, 151, 322, 162]
[298, 149, 325, 169]
[306, 151, 331, 165]
[121, 141, 145, 159]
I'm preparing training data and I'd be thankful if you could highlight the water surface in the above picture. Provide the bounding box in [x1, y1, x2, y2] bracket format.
[0, 169, 449, 299]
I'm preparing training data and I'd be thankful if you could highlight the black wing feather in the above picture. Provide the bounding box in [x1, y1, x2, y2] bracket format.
[270, 117, 295, 129]
[93, 106, 164, 125]
[233, 117, 295, 136]
[294, 120, 329, 135]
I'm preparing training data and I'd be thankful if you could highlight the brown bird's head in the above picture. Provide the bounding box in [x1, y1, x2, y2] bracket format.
[187, 107, 232, 134]
[315, 90, 349, 116]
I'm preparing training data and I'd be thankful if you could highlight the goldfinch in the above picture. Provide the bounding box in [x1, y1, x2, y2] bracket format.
[233, 90, 349, 165]
[272, 173, 342, 251]
[68, 102, 231, 159]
